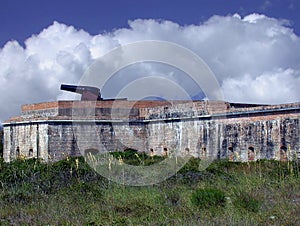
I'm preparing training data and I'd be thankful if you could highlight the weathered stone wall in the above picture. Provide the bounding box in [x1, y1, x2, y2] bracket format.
[216, 115, 299, 161]
[0, 128, 3, 156]
[27, 121, 150, 162]
[3, 123, 49, 162]
[145, 114, 299, 161]
[3, 100, 300, 162]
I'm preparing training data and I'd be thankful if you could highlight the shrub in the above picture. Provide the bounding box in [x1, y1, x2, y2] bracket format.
[191, 188, 226, 209]
[111, 149, 138, 159]
[178, 157, 201, 173]
[110, 149, 165, 166]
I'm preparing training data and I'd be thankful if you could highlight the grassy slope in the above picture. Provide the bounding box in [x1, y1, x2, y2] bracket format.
[0, 153, 299, 225]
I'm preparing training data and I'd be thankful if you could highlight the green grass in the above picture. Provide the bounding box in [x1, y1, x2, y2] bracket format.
[0, 153, 299, 225]
[191, 188, 226, 209]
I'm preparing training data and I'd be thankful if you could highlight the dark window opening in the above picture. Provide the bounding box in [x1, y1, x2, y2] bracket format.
[248, 146, 255, 161]
[149, 148, 154, 156]
[201, 147, 207, 158]
[228, 146, 234, 161]
[280, 146, 288, 161]
[248, 146, 255, 152]
[163, 147, 168, 156]
[29, 148, 33, 157]
[280, 146, 287, 152]
[185, 148, 190, 156]
[16, 146, 20, 156]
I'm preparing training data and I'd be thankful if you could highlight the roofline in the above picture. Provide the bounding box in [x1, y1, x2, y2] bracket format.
[3, 105, 299, 126]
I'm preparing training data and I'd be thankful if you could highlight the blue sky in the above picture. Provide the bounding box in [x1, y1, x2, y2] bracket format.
[0, 0, 300, 121]
[1, 0, 299, 47]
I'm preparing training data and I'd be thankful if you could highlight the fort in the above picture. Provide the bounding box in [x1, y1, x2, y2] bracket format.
[2, 99, 300, 162]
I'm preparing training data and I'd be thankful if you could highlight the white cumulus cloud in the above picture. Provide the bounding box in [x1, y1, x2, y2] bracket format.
[0, 14, 300, 122]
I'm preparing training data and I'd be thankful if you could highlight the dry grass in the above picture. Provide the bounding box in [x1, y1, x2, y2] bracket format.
[0, 155, 299, 225]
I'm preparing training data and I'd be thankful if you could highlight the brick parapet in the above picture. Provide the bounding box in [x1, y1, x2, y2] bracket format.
[4, 100, 300, 124]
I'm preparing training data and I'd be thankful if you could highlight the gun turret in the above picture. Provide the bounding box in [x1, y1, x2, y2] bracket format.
[60, 84, 103, 101]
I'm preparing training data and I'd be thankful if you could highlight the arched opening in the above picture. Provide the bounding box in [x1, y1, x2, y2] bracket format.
[248, 146, 255, 161]
[201, 147, 207, 158]
[16, 146, 20, 157]
[280, 146, 287, 161]
[280, 146, 287, 151]
[163, 147, 168, 156]
[228, 146, 234, 161]
[149, 148, 154, 156]
[184, 148, 190, 155]
[28, 148, 33, 157]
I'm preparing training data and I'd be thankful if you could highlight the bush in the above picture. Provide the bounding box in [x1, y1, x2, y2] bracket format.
[110, 149, 139, 160]
[191, 188, 226, 209]
[110, 149, 165, 166]
[178, 157, 201, 173]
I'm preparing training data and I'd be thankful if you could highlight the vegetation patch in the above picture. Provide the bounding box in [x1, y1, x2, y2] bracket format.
[0, 153, 299, 225]
[191, 188, 226, 209]
[110, 149, 166, 166]
[233, 191, 262, 213]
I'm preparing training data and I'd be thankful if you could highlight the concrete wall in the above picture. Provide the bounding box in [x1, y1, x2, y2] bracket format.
[3, 101, 300, 162]
[3, 123, 48, 162]
[145, 114, 299, 161]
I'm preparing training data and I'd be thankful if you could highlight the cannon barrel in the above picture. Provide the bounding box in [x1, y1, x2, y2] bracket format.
[60, 84, 102, 101]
